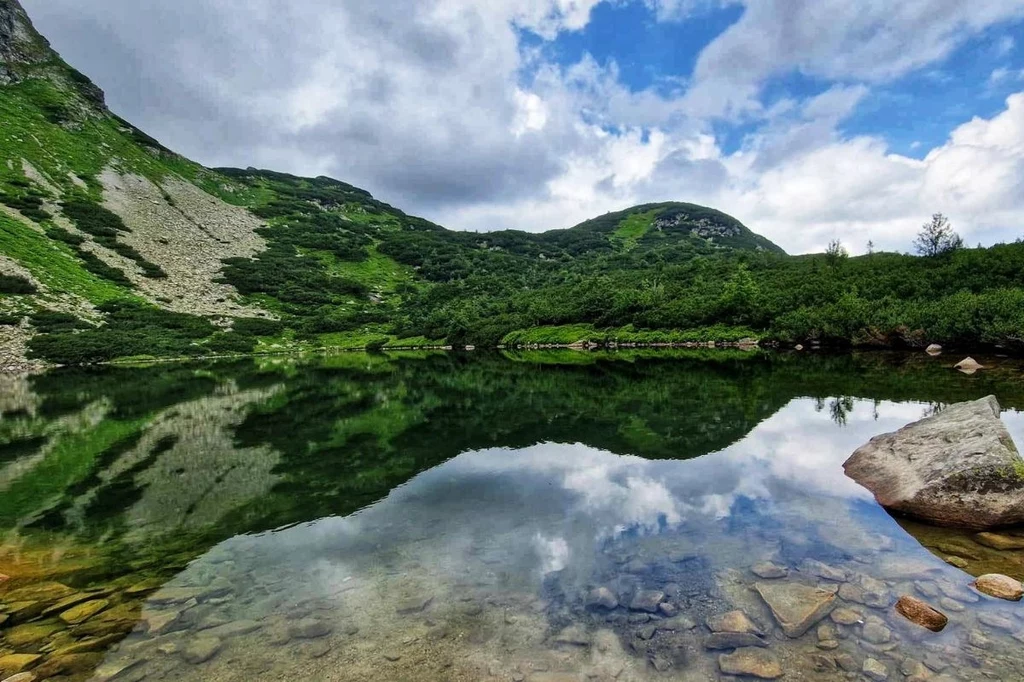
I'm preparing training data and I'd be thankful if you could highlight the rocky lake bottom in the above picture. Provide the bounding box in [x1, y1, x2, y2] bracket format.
[1, 351, 1024, 681]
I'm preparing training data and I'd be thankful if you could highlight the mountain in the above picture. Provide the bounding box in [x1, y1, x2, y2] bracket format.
[2, 0, 1024, 368]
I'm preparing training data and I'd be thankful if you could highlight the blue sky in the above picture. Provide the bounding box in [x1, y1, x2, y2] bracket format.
[25, 0, 1024, 253]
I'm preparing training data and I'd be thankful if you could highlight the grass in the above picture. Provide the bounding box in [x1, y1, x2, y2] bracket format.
[0, 214, 134, 304]
[612, 209, 659, 250]
[502, 323, 760, 346]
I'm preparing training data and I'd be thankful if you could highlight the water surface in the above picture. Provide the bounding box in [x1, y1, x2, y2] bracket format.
[2, 351, 1024, 681]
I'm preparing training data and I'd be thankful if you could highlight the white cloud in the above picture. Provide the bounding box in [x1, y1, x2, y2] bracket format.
[22, 0, 1024, 254]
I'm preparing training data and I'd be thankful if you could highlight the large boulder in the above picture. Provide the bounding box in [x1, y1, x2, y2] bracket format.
[843, 396, 1024, 529]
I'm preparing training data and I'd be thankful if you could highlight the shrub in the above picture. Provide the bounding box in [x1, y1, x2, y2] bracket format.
[0, 274, 37, 294]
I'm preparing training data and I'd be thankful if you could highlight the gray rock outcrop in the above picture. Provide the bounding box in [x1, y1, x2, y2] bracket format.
[843, 396, 1024, 529]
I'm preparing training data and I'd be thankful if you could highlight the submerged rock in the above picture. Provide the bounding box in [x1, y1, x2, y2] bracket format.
[718, 647, 783, 679]
[751, 561, 787, 579]
[0, 655, 42, 677]
[863, 657, 888, 681]
[706, 610, 763, 636]
[584, 587, 618, 610]
[754, 581, 838, 637]
[182, 637, 222, 664]
[628, 590, 665, 613]
[895, 595, 947, 632]
[973, 574, 1023, 601]
[973, 532, 1024, 550]
[843, 396, 1024, 529]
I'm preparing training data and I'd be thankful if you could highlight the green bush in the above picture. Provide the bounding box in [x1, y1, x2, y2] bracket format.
[0, 274, 37, 294]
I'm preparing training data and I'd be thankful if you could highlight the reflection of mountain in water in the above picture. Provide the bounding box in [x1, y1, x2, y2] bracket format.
[2, 351, 1024, 564]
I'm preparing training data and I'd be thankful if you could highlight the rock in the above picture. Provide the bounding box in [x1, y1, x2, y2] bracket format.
[657, 602, 678, 617]
[863, 657, 888, 681]
[751, 561, 787, 579]
[706, 610, 763, 635]
[839, 573, 895, 608]
[718, 647, 783, 679]
[968, 631, 990, 649]
[2, 673, 37, 682]
[584, 587, 618, 610]
[124, 577, 164, 596]
[936, 579, 979, 603]
[816, 639, 839, 650]
[954, 357, 983, 371]
[938, 597, 964, 612]
[835, 653, 858, 672]
[182, 637, 222, 664]
[843, 396, 1024, 529]
[705, 632, 767, 649]
[59, 598, 109, 624]
[658, 615, 697, 631]
[798, 558, 847, 582]
[288, 618, 331, 639]
[52, 634, 123, 656]
[552, 625, 590, 647]
[203, 619, 262, 638]
[973, 532, 1024, 550]
[31, 654, 103, 678]
[973, 573, 1023, 601]
[944, 556, 968, 569]
[977, 612, 1014, 630]
[895, 595, 948, 631]
[861, 621, 891, 644]
[395, 594, 433, 615]
[2, 582, 76, 605]
[628, 590, 664, 613]
[2, 623, 62, 647]
[0, 656, 42, 677]
[926, 344, 942, 355]
[755, 581, 838, 637]
[830, 607, 862, 625]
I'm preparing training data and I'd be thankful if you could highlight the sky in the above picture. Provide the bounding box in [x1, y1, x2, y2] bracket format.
[22, 0, 1024, 254]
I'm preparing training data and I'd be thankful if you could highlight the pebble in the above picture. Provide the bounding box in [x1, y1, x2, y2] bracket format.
[629, 590, 665, 613]
[977, 612, 1014, 631]
[895, 595, 948, 632]
[939, 597, 964, 613]
[751, 561, 787, 579]
[834, 653, 858, 672]
[585, 587, 618, 610]
[968, 631, 991, 649]
[863, 657, 888, 681]
[288, 618, 332, 639]
[182, 637, 222, 664]
[861, 622, 891, 644]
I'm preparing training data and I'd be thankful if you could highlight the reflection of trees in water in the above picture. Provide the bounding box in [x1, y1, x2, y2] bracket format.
[829, 396, 856, 426]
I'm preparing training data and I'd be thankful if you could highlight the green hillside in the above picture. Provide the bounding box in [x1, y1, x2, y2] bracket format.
[2, 0, 1024, 368]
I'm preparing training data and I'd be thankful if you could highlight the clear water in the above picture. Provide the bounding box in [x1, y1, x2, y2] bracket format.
[2, 351, 1024, 681]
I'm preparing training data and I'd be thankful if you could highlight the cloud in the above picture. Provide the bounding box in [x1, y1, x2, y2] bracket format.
[21, 0, 1024, 254]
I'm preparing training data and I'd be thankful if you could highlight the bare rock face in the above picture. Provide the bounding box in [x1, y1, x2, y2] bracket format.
[843, 396, 1024, 529]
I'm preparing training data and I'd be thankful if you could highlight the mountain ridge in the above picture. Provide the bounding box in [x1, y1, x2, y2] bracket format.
[3, 0, 1024, 370]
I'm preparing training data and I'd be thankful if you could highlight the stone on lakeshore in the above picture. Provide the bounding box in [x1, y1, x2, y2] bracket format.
[59, 598, 109, 624]
[31, 653, 103, 679]
[863, 657, 888, 681]
[706, 610, 763, 636]
[3, 622, 62, 648]
[974, 532, 1024, 550]
[751, 561, 787, 579]
[0, 655, 42, 677]
[954, 357, 983, 372]
[395, 594, 433, 615]
[718, 647, 783, 679]
[755, 581, 838, 637]
[895, 595, 948, 632]
[2, 672, 38, 682]
[705, 632, 767, 649]
[973, 574, 1023, 601]
[843, 396, 1024, 529]
[584, 587, 617, 610]
[628, 590, 665, 613]
[288, 618, 331, 639]
[944, 556, 968, 569]
[926, 344, 942, 355]
[182, 637, 222, 664]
